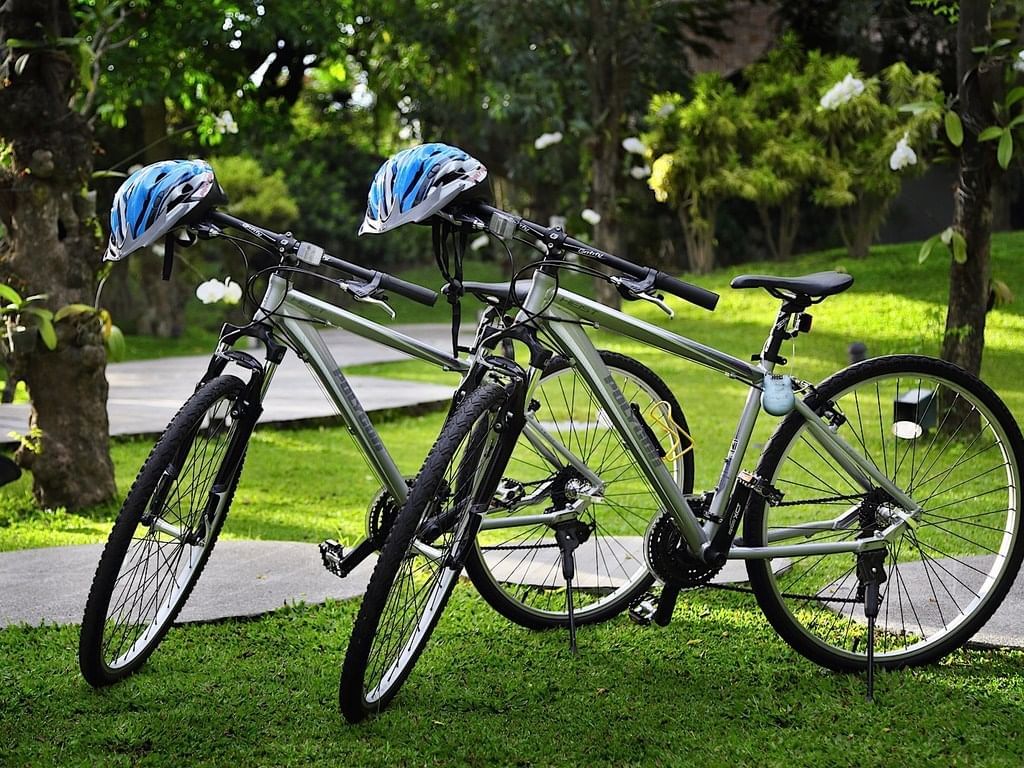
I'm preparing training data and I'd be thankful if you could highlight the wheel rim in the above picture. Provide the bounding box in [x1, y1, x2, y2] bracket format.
[759, 369, 1021, 663]
[363, 403, 498, 704]
[100, 394, 239, 670]
[472, 364, 687, 622]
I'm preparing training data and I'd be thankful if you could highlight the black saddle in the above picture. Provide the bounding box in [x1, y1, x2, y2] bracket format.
[730, 271, 853, 301]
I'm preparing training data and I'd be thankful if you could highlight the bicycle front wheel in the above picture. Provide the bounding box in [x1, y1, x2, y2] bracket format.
[465, 351, 693, 628]
[79, 375, 250, 686]
[340, 382, 508, 722]
[745, 355, 1024, 670]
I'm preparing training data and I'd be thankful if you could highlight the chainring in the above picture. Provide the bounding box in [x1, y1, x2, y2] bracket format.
[365, 478, 414, 545]
[644, 510, 723, 588]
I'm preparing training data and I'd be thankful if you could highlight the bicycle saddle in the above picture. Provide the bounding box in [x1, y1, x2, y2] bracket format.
[461, 280, 532, 306]
[730, 271, 853, 299]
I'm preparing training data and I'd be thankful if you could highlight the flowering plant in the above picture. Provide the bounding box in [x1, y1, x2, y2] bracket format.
[196, 277, 243, 305]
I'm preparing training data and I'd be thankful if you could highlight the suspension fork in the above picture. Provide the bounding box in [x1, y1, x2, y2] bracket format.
[451, 369, 530, 565]
[143, 349, 267, 535]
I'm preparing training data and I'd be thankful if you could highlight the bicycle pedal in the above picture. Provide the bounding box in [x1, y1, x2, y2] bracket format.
[628, 593, 658, 626]
[319, 539, 347, 578]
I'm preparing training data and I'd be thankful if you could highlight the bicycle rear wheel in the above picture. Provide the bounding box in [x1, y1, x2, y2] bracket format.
[79, 375, 250, 686]
[465, 351, 693, 628]
[340, 382, 508, 722]
[745, 355, 1024, 670]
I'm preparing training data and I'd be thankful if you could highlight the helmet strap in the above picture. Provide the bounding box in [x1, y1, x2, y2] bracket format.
[162, 233, 175, 281]
[433, 220, 466, 357]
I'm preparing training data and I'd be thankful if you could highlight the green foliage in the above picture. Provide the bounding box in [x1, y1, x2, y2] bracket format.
[644, 75, 753, 271]
[0, 284, 55, 353]
[919, 227, 968, 265]
[811, 59, 941, 206]
[645, 39, 941, 265]
[208, 156, 299, 233]
[911, 0, 959, 22]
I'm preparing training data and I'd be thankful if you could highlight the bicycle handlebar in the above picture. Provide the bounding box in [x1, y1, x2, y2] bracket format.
[320, 253, 439, 306]
[467, 202, 719, 312]
[203, 210, 438, 307]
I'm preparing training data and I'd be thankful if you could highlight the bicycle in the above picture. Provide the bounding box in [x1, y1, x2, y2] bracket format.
[339, 200, 1024, 721]
[78, 207, 691, 685]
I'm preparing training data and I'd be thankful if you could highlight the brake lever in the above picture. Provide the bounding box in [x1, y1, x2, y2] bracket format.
[339, 274, 396, 319]
[610, 275, 674, 318]
[352, 293, 396, 320]
[636, 291, 674, 318]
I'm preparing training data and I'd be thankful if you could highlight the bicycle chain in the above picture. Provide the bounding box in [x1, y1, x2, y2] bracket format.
[773, 492, 866, 507]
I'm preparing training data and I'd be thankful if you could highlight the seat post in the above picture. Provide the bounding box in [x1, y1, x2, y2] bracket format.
[757, 298, 809, 370]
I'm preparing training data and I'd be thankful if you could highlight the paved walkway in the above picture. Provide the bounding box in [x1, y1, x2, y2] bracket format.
[0, 323, 471, 443]
[1, 540, 1020, 649]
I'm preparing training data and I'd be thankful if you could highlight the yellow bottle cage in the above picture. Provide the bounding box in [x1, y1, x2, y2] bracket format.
[643, 399, 694, 463]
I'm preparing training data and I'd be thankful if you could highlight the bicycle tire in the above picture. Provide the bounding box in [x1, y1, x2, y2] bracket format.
[340, 382, 507, 722]
[79, 374, 251, 686]
[464, 351, 693, 628]
[745, 355, 1024, 671]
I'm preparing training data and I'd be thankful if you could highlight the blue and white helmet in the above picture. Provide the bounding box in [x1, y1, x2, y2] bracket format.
[359, 143, 487, 235]
[105, 159, 225, 261]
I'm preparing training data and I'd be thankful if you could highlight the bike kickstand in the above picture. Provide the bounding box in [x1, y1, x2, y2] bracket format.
[565, 571, 577, 655]
[554, 522, 583, 655]
[857, 548, 887, 702]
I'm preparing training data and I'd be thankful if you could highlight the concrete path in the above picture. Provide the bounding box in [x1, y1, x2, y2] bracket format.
[0, 541, 377, 627]
[0, 323, 471, 443]
[2, 539, 1020, 650]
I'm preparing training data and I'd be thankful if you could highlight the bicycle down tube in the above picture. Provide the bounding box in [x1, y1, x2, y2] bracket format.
[238, 272, 466, 506]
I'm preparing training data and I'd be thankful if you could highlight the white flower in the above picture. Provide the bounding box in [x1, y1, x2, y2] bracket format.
[222, 277, 243, 305]
[214, 110, 238, 135]
[819, 74, 865, 110]
[888, 132, 918, 171]
[621, 136, 647, 155]
[629, 165, 651, 180]
[940, 227, 953, 246]
[470, 234, 490, 251]
[581, 208, 601, 226]
[656, 102, 676, 118]
[533, 131, 563, 150]
[1015, 50, 1024, 74]
[196, 279, 226, 304]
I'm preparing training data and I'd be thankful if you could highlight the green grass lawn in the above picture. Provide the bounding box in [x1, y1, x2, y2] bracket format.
[3, 234, 1024, 765]
[2, 588, 1022, 766]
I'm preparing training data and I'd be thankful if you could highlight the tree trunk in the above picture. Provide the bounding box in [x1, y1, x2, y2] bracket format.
[678, 206, 716, 274]
[591, 133, 623, 308]
[0, 1, 116, 509]
[941, 0, 996, 378]
[587, 0, 623, 309]
[778, 196, 800, 261]
[839, 197, 887, 260]
[756, 205, 780, 261]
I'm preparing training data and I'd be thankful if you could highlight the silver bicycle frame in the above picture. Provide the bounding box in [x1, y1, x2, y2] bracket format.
[507, 269, 920, 561]
[232, 273, 469, 507]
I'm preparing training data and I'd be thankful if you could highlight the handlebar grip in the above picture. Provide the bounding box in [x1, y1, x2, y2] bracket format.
[377, 273, 439, 307]
[654, 272, 719, 312]
[320, 254, 438, 306]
